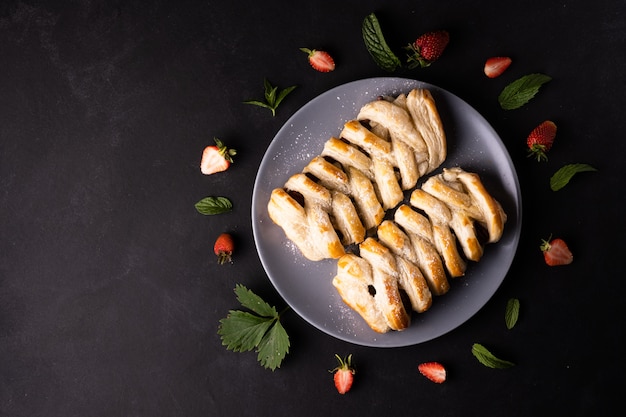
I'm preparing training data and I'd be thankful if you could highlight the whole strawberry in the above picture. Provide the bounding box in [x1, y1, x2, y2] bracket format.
[300, 48, 335, 72]
[201, 138, 237, 175]
[405, 30, 450, 68]
[541, 237, 573, 266]
[527, 120, 557, 162]
[331, 354, 355, 394]
[214, 233, 234, 264]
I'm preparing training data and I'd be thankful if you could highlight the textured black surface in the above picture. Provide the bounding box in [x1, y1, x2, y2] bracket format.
[1, 1, 624, 416]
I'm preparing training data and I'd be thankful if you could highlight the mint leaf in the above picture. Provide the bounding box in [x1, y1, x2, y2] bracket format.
[362, 13, 402, 72]
[498, 73, 552, 110]
[194, 196, 232, 215]
[471, 343, 515, 369]
[218, 285, 290, 370]
[244, 79, 297, 116]
[550, 163, 597, 191]
[505, 298, 520, 330]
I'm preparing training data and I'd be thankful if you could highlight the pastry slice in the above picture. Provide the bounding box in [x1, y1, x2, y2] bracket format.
[284, 173, 332, 212]
[394, 204, 435, 244]
[347, 166, 385, 230]
[321, 137, 374, 181]
[303, 156, 351, 195]
[359, 238, 410, 331]
[406, 89, 447, 172]
[432, 224, 466, 277]
[409, 189, 452, 225]
[340, 120, 396, 166]
[356, 98, 429, 163]
[443, 167, 507, 243]
[393, 206, 449, 295]
[450, 210, 483, 262]
[330, 191, 366, 245]
[395, 256, 432, 313]
[422, 175, 484, 261]
[372, 157, 403, 210]
[268, 188, 322, 261]
[390, 135, 420, 190]
[376, 220, 432, 312]
[304, 202, 345, 259]
[333, 254, 390, 333]
[422, 174, 484, 221]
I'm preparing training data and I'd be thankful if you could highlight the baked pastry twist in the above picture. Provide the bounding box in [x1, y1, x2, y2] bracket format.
[267, 88, 507, 333]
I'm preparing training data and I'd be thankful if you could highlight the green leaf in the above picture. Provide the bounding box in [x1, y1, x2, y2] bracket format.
[362, 13, 402, 72]
[194, 196, 233, 215]
[471, 343, 515, 369]
[244, 79, 297, 116]
[257, 320, 290, 371]
[218, 285, 290, 370]
[550, 163, 597, 191]
[218, 311, 273, 352]
[274, 85, 298, 109]
[234, 284, 278, 318]
[498, 73, 552, 110]
[505, 298, 520, 330]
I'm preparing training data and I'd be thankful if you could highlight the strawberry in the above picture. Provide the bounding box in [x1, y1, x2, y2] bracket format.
[526, 120, 557, 162]
[214, 233, 234, 264]
[300, 48, 335, 72]
[418, 361, 446, 383]
[331, 354, 355, 394]
[405, 30, 450, 68]
[200, 138, 237, 175]
[540, 237, 573, 266]
[484, 56, 512, 78]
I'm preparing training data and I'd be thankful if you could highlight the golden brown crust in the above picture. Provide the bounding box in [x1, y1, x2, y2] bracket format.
[447, 168, 507, 243]
[406, 89, 447, 172]
[268, 189, 323, 261]
[359, 238, 410, 331]
[330, 191, 366, 245]
[333, 254, 390, 333]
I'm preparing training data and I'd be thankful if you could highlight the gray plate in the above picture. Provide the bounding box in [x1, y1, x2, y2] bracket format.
[252, 77, 521, 348]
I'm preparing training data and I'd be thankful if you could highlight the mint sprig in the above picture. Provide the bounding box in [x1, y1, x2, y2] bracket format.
[472, 343, 515, 369]
[244, 78, 297, 117]
[218, 284, 290, 371]
[505, 298, 520, 330]
[194, 196, 232, 215]
[362, 13, 402, 72]
[498, 73, 552, 110]
[550, 163, 597, 191]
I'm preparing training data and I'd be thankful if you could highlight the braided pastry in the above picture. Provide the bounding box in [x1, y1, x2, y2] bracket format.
[267, 88, 507, 333]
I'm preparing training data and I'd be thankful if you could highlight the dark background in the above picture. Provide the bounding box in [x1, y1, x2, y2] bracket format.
[1, 1, 624, 416]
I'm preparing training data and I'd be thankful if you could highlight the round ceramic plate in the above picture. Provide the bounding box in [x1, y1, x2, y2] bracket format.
[251, 77, 521, 348]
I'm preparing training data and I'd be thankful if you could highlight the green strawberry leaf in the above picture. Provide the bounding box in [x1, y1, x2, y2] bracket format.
[498, 73, 552, 110]
[218, 311, 273, 352]
[218, 285, 290, 371]
[234, 284, 279, 318]
[550, 163, 597, 191]
[257, 320, 290, 371]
